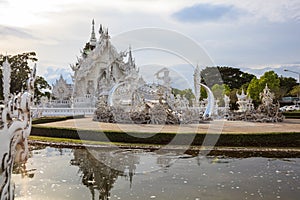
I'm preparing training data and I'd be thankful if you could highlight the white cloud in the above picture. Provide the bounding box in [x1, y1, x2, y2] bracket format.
[1, 0, 300, 83]
[198, 0, 300, 23]
[42, 66, 72, 85]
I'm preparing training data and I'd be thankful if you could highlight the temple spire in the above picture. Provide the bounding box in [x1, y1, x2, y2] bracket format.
[89, 19, 97, 46]
[99, 24, 103, 35]
[128, 46, 133, 66]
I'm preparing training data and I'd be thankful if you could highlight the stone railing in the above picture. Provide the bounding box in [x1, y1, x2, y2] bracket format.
[49, 99, 71, 105]
[32, 107, 96, 117]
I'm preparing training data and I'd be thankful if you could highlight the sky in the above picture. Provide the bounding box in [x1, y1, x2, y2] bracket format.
[1, 0, 300, 84]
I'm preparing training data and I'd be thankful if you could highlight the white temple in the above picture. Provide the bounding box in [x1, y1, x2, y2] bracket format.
[42, 20, 217, 122]
[51, 75, 73, 107]
[51, 20, 144, 109]
[38, 20, 284, 123]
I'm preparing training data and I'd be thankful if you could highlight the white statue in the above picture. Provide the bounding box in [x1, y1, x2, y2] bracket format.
[193, 64, 201, 107]
[236, 89, 253, 112]
[260, 84, 274, 107]
[154, 67, 171, 88]
[224, 94, 230, 109]
[0, 60, 36, 199]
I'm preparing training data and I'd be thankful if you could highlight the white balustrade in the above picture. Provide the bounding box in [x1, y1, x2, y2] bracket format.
[32, 107, 96, 117]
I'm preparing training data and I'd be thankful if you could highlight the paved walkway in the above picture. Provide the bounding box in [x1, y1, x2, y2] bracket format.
[36, 118, 300, 134]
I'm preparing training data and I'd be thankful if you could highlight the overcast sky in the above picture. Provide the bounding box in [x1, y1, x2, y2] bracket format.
[1, 0, 300, 83]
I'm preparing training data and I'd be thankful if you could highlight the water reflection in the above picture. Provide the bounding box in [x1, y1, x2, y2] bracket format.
[71, 148, 138, 199]
[12, 145, 300, 200]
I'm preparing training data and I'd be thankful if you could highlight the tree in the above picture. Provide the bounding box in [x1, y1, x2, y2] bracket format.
[171, 88, 195, 105]
[279, 76, 298, 97]
[200, 86, 208, 100]
[247, 77, 260, 102]
[247, 71, 280, 103]
[0, 52, 50, 101]
[211, 84, 230, 106]
[228, 88, 239, 110]
[201, 66, 255, 89]
[259, 71, 280, 96]
[0, 52, 37, 96]
[34, 76, 51, 102]
[289, 85, 300, 97]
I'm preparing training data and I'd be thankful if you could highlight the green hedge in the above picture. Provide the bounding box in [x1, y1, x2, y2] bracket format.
[31, 125, 300, 147]
[32, 115, 85, 124]
[283, 111, 300, 119]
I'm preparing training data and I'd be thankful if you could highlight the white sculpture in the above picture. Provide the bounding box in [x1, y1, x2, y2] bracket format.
[2, 59, 11, 104]
[154, 67, 171, 88]
[0, 59, 36, 199]
[228, 85, 283, 122]
[260, 84, 275, 107]
[224, 94, 230, 109]
[193, 64, 201, 107]
[223, 94, 230, 117]
[236, 89, 253, 112]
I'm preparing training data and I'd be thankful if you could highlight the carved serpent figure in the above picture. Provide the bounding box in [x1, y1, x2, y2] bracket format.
[0, 63, 36, 200]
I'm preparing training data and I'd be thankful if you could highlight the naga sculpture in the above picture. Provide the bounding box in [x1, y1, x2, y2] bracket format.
[0, 59, 36, 199]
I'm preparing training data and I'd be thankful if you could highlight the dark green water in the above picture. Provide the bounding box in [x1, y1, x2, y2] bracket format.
[12, 145, 299, 200]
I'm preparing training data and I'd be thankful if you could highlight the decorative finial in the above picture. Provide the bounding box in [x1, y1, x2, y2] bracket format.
[241, 88, 245, 95]
[90, 19, 97, 45]
[128, 45, 133, 65]
[99, 24, 103, 34]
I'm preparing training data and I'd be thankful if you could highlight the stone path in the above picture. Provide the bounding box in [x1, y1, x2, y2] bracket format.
[36, 118, 300, 134]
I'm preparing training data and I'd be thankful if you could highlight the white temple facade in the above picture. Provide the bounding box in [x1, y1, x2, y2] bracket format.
[51, 20, 143, 108]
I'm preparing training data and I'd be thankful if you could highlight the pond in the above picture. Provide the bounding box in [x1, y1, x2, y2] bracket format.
[12, 145, 299, 200]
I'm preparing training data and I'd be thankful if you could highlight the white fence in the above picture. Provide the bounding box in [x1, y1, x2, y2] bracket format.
[32, 107, 96, 117]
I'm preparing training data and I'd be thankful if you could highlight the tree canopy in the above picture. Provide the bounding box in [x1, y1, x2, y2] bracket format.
[34, 76, 51, 101]
[211, 84, 230, 107]
[172, 88, 195, 105]
[201, 66, 255, 89]
[211, 84, 230, 100]
[289, 85, 300, 97]
[0, 52, 50, 101]
[247, 71, 280, 102]
[279, 76, 298, 98]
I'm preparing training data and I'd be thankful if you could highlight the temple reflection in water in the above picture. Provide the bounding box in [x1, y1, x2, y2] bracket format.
[70, 147, 186, 199]
[70, 148, 152, 200]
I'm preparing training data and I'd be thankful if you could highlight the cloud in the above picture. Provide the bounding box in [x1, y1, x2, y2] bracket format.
[43, 67, 72, 85]
[0, 25, 35, 39]
[242, 64, 300, 79]
[230, 0, 300, 23]
[1, 0, 300, 78]
[172, 3, 242, 22]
